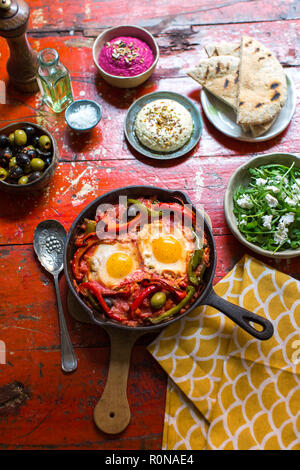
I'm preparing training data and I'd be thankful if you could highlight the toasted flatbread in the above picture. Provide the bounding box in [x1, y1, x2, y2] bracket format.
[250, 118, 276, 137]
[187, 56, 240, 109]
[237, 35, 287, 126]
[205, 41, 240, 58]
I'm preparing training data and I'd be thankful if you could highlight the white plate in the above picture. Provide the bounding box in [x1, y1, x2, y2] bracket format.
[200, 73, 296, 142]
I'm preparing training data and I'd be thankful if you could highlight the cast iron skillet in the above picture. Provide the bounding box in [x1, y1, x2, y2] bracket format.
[64, 186, 274, 434]
[65, 185, 273, 338]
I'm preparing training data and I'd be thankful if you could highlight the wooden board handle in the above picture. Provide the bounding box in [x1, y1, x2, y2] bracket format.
[93, 328, 141, 434]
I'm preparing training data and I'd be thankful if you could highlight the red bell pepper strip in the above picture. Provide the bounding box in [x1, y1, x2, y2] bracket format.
[79, 281, 125, 322]
[79, 281, 130, 298]
[130, 285, 160, 318]
[72, 236, 99, 281]
[79, 282, 110, 313]
[141, 279, 187, 301]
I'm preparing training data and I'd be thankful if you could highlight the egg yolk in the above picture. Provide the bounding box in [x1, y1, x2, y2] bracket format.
[152, 236, 182, 264]
[106, 252, 133, 279]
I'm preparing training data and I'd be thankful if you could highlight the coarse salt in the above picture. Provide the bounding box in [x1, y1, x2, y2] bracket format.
[68, 104, 98, 129]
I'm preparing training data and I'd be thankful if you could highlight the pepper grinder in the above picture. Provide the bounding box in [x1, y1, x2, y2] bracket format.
[0, 0, 38, 93]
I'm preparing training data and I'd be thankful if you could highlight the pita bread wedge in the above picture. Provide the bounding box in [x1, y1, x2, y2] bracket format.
[187, 56, 240, 109]
[205, 41, 240, 58]
[205, 40, 280, 136]
[250, 117, 276, 137]
[237, 35, 287, 126]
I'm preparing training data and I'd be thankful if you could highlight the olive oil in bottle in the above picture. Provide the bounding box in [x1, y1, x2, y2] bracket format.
[37, 48, 73, 113]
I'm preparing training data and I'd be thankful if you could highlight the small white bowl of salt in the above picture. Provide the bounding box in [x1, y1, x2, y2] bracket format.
[65, 99, 102, 133]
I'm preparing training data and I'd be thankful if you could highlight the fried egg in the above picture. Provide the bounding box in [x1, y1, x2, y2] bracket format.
[88, 242, 140, 288]
[137, 221, 194, 276]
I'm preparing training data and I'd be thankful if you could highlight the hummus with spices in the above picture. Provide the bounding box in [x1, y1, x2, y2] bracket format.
[98, 36, 154, 77]
[134, 99, 193, 153]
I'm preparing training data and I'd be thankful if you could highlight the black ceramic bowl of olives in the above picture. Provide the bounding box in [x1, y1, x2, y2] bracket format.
[0, 122, 58, 193]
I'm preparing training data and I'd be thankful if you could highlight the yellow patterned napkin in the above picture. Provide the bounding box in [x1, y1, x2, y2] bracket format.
[148, 255, 300, 450]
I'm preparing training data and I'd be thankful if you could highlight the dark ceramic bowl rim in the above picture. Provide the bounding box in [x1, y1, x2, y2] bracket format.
[92, 24, 160, 80]
[64, 186, 214, 332]
[0, 121, 57, 189]
[65, 99, 102, 131]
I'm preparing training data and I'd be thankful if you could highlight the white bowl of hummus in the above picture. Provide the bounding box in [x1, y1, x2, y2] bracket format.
[134, 99, 193, 153]
[93, 25, 159, 88]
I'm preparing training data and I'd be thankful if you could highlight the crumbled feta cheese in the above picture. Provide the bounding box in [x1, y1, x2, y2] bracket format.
[261, 214, 273, 230]
[278, 212, 294, 227]
[274, 175, 288, 185]
[291, 183, 300, 194]
[256, 178, 267, 186]
[274, 226, 289, 245]
[284, 195, 299, 207]
[265, 193, 278, 208]
[236, 194, 253, 209]
[239, 215, 247, 226]
[266, 185, 280, 194]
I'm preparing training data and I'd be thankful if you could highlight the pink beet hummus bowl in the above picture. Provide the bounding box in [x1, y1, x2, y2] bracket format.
[93, 25, 160, 88]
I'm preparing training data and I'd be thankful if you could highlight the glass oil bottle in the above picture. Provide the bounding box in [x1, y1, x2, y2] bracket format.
[37, 48, 74, 113]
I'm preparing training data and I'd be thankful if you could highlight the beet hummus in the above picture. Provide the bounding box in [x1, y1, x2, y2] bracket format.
[98, 36, 154, 77]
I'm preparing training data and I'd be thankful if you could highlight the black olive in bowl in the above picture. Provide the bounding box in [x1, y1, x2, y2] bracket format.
[0, 122, 59, 193]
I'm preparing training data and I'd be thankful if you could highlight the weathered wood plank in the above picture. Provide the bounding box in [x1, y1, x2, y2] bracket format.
[0, 347, 166, 449]
[25, 0, 300, 32]
[1, 1, 300, 451]
[1, 29, 299, 166]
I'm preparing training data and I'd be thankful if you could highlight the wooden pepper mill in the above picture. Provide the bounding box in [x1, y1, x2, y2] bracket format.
[0, 0, 38, 93]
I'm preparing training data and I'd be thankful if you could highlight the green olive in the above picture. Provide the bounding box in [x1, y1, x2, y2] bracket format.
[9, 156, 17, 168]
[8, 132, 15, 144]
[39, 135, 51, 151]
[150, 292, 167, 310]
[0, 167, 8, 180]
[14, 129, 27, 146]
[30, 157, 45, 171]
[18, 175, 29, 185]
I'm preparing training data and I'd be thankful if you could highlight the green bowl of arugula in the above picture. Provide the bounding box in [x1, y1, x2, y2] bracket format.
[224, 153, 300, 258]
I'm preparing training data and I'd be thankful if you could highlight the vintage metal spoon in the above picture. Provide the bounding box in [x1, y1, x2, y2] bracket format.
[33, 220, 77, 373]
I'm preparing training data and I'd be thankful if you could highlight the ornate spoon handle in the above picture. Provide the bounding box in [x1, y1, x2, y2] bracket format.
[53, 273, 77, 373]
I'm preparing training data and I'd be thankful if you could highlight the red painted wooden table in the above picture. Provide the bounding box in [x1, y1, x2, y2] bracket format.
[0, 0, 299, 450]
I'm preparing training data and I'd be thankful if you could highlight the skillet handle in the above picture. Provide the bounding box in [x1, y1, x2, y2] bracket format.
[205, 288, 274, 340]
[93, 328, 141, 434]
